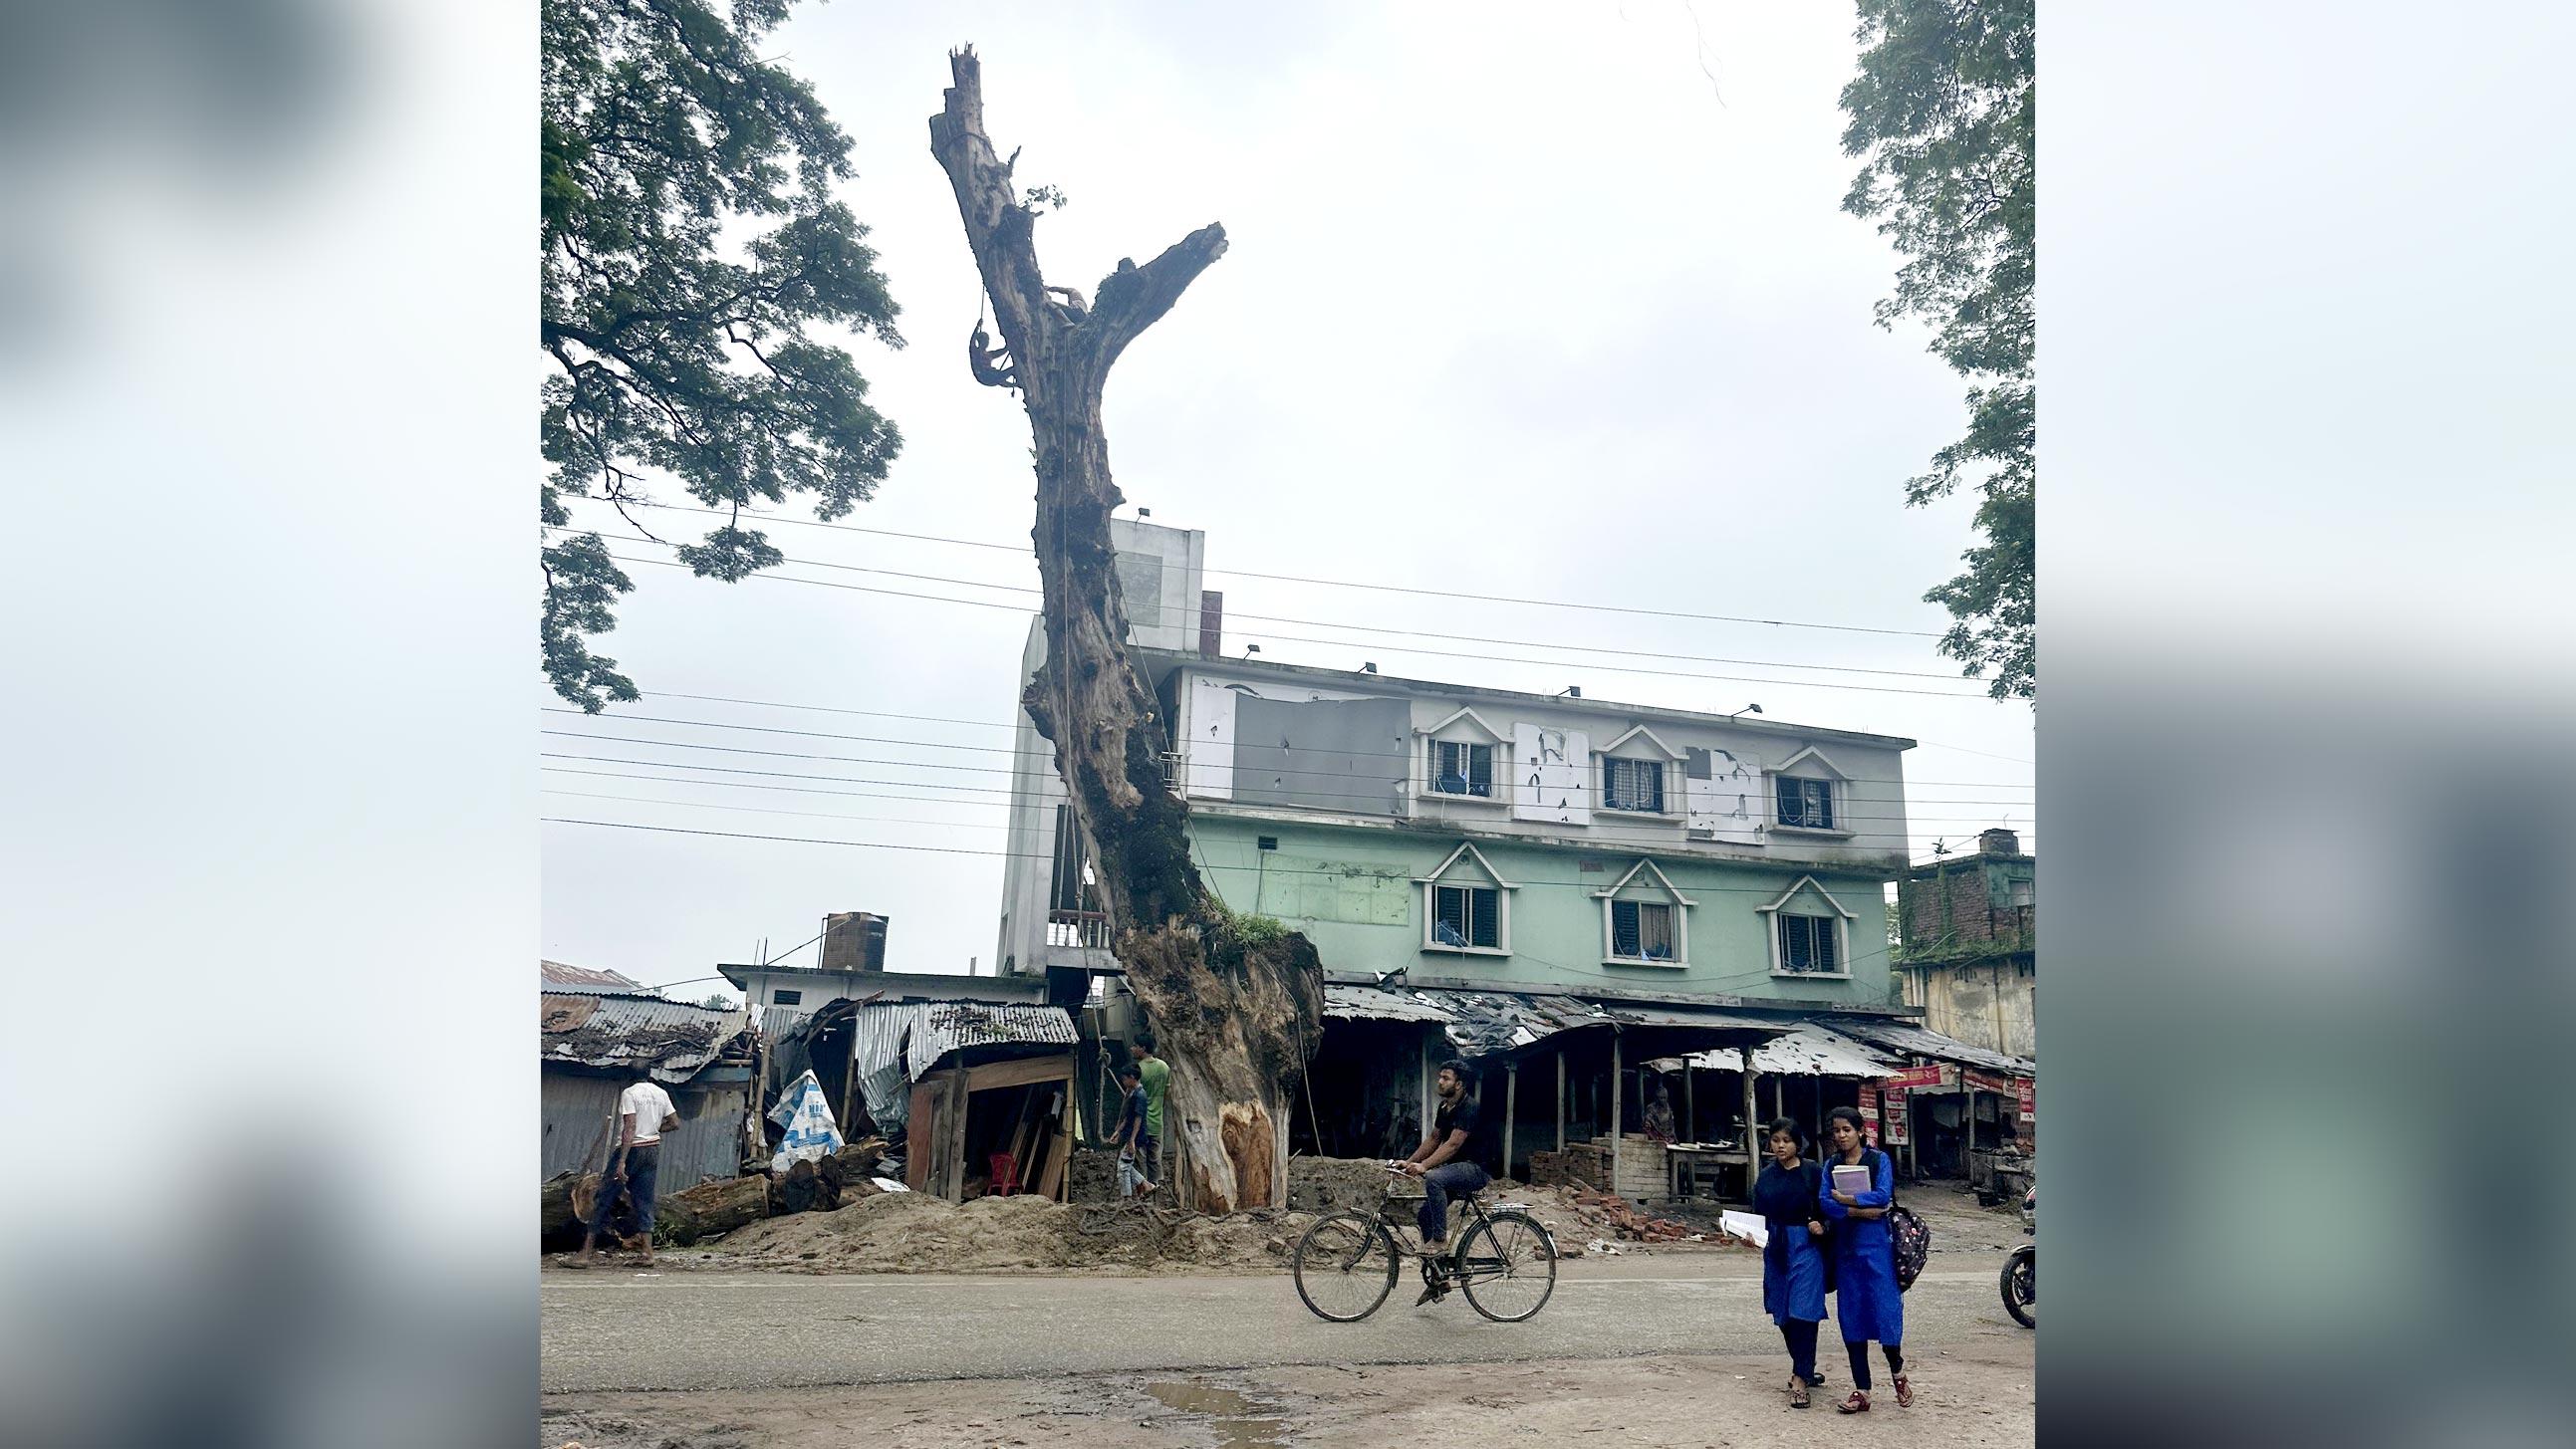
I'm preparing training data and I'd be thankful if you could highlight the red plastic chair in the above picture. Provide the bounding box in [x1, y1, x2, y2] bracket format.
[988, 1152, 1019, 1196]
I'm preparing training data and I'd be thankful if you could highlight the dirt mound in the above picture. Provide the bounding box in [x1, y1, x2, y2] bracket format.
[1284, 1155, 1397, 1216]
[691, 1190, 1313, 1275]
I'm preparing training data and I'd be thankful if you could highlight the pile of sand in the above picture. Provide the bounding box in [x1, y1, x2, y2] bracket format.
[688, 1190, 1316, 1275]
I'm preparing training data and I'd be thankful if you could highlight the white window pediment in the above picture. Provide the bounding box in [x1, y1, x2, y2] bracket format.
[1772, 744, 1851, 779]
[1424, 706, 1507, 744]
[1601, 724, 1686, 761]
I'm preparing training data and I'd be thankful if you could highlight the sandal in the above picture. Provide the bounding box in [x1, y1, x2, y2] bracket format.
[1789, 1377, 1810, 1409]
[1894, 1372, 1913, 1408]
[1836, 1391, 1870, 1414]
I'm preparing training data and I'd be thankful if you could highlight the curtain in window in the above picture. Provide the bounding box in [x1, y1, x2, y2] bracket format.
[1613, 899, 1675, 960]
[1606, 758, 1664, 812]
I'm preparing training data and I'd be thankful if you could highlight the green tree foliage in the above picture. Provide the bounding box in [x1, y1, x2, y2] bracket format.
[541, 0, 902, 709]
[1841, 0, 2033, 699]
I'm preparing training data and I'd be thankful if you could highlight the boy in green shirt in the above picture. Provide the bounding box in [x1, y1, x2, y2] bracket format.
[1129, 1033, 1169, 1194]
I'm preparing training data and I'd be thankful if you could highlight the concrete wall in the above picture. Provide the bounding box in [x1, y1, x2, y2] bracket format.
[1187, 813, 1896, 1007]
[1908, 958, 2037, 1060]
[996, 519, 1204, 975]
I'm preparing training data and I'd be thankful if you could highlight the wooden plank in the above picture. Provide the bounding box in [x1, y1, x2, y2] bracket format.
[904, 1075, 943, 1193]
[966, 1053, 1077, 1094]
[1555, 1050, 1566, 1151]
[942, 1071, 971, 1200]
[1035, 1118, 1069, 1200]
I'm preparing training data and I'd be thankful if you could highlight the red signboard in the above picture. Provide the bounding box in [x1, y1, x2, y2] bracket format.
[1885, 1064, 1950, 1089]
[1881, 1087, 1911, 1147]
[1963, 1069, 2020, 1096]
[2016, 1078, 2035, 1124]
[1859, 1085, 1882, 1147]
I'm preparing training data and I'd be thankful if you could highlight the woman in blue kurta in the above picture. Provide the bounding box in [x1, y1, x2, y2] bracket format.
[1819, 1104, 1910, 1413]
[1752, 1117, 1829, 1408]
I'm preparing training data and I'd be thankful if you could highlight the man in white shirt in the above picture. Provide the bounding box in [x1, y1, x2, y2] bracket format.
[571, 1078, 678, 1267]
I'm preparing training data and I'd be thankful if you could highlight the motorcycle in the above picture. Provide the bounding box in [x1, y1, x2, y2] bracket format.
[1999, 1184, 2034, 1328]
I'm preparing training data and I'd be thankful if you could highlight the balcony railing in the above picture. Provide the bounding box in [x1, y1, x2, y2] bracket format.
[1047, 908, 1111, 949]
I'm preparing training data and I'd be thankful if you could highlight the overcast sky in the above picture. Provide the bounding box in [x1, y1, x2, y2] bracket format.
[541, 0, 2038, 995]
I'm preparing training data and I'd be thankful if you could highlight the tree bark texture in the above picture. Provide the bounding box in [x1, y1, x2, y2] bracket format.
[654, 1173, 772, 1245]
[930, 48, 1321, 1213]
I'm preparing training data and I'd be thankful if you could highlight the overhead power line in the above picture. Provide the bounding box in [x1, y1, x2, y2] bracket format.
[595, 552, 1991, 700]
[550, 525, 1966, 682]
[574, 498, 1948, 638]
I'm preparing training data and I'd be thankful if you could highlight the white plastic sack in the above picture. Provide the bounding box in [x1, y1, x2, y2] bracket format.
[766, 1070, 845, 1175]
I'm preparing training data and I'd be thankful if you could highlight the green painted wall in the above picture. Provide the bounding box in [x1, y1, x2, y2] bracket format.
[1188, 815, 1893, 1005]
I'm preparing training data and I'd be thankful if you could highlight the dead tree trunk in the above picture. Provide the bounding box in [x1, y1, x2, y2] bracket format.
[930, 48, 1321, 1213]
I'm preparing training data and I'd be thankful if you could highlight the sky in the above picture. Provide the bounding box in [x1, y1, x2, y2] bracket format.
[539, 0, 2039, 996]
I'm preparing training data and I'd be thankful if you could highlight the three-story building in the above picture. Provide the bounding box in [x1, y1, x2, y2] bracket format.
[994, 520, 1932, 1180]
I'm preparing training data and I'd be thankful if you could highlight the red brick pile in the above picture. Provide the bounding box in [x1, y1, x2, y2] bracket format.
[1562, 1186, 1698, 1244]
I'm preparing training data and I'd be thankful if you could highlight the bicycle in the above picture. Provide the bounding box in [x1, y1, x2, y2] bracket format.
[1291, 1163, 1559, 1324]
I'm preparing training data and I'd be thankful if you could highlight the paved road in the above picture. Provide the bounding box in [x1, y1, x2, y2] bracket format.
[541, 1255, 2021, 1393]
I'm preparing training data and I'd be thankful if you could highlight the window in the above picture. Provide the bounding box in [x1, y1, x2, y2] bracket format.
[1432, 884, 1501, 949]
[1775, 775, 1836, 830]
[1431, 739, 1494, 798]
[1603, 757, 1667, 813]
[1776, 915, 1840, 974]
[772, 988, 803, 1006]
[1610, 899, 1675, 961]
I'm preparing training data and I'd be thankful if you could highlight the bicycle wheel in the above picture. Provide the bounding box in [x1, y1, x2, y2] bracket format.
[1457, 1210, 1558, 1323]
[1292, 1211, 1398, 1323]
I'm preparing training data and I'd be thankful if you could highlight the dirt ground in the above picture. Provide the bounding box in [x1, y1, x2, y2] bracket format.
[616, 1189, 1317, 1276]
[580, 1157, 2029, 1279]
[542, 1335, 2033, 1448]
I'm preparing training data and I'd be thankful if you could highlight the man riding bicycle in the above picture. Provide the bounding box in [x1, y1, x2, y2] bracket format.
[1396, 1059, 1486, 1305]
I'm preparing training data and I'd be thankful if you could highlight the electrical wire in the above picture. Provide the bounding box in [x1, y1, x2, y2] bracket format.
[573, 497, 1949, 638]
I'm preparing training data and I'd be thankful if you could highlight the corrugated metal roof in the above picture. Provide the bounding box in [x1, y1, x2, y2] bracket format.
[1318, 985, 1788, 1056]
[1654, 1023, 1909, 1079]
[1322, 984, 1458, 1025]
[540, 992, 746, 1084]
[826, 999, 1077, 1134]
[902, 1001, 1078, 1079]
[540, 959, 645, 994]
[1817, 1016, 2033, 1077]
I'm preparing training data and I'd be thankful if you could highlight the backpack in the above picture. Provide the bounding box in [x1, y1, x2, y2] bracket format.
[1884, 1155, 1932, 1293]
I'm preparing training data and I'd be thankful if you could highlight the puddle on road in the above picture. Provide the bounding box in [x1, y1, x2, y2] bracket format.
[1140, 1380, 1291, 1448]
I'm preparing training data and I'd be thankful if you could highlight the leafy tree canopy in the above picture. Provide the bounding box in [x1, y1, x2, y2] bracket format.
[1841, 0, 2033, 699]
[541, 0, 902, 709]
